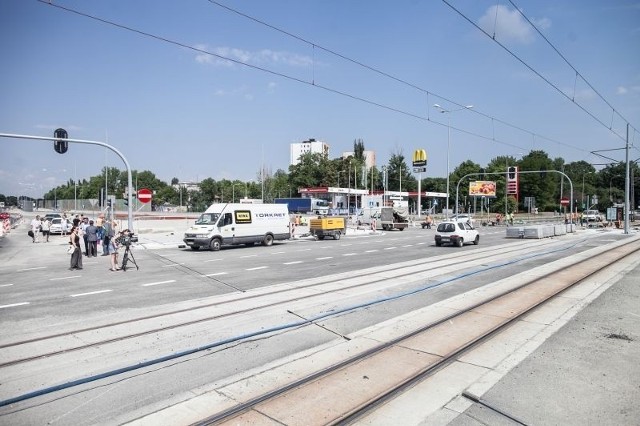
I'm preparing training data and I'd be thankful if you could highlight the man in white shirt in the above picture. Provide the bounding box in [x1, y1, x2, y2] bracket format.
[30, 215, 41, 243]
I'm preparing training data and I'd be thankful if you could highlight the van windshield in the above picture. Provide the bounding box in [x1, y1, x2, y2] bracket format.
[196, 213, 220, 225]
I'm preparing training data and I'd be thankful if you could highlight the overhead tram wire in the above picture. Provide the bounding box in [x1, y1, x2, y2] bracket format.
[508, 0, 636, 134]
[206, 0, 589, 155]
[441, 0, 634, 144]
[39, 0, 583, 156]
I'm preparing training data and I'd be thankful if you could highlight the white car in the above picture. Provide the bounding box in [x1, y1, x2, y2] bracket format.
[583, 210, 603, 222]
[435, 220, 479, 247]
[49, 217, 72, 234]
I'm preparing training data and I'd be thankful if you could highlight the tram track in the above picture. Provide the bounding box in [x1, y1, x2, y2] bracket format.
[0, 238, 561, 368]
[0, 234, 631, 415]
[184, 237, 640, 426]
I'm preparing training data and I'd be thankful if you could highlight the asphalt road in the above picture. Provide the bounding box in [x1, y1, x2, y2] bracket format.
[0, 216, 633, 425]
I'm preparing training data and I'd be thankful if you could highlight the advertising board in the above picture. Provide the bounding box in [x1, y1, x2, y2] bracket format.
[469, 181, 496, 197]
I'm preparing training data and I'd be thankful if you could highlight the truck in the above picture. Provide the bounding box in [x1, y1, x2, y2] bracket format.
[309, 217, 346, 240]
[274, 197, 329, 215]
[183, 203, 290, 251]
[377, 207, 409, 231]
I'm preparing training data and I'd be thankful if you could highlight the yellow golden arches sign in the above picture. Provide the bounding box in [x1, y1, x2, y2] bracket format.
[412, 149, 427, 167]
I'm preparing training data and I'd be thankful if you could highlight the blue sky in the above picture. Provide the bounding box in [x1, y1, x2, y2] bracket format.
[1, 0, 639, 198]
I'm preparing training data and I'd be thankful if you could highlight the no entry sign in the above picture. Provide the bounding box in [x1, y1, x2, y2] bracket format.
[138, 188, 152, 204]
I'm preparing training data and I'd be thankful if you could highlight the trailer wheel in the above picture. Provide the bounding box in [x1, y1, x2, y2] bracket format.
[262, 234, 274, 246]
[333, 232, 341, 240]
[209, 238, 222, 251]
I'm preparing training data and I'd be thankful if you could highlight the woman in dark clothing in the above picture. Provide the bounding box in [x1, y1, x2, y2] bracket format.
[69, 226, 83, 270]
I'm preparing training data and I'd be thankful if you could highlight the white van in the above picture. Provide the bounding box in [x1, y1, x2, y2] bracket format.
[183, 203, 291, 251]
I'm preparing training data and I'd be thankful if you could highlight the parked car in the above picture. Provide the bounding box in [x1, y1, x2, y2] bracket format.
[43, 213, 62, 221]
[49, 217, 72, 234]
[435, 220, 479, 247]
[583, 209, 603, 222]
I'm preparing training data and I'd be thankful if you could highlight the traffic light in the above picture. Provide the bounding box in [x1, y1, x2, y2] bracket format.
[53, 128, 68, 154]
[508, 166, 516, 179]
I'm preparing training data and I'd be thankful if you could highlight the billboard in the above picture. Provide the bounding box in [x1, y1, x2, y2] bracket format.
[469, 181, 497, 197]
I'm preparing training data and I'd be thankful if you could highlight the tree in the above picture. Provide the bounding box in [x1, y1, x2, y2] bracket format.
[519, 150, 556, 211]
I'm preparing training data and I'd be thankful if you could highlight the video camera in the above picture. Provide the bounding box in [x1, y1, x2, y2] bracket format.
[114, 229, 138, 247]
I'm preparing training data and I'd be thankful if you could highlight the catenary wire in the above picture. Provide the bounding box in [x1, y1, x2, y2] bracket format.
[37, 0, 630, 162]
[441, 0, 636, 144]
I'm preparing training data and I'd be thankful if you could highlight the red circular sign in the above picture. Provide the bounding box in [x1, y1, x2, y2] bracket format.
[138, 188, 152, 204]
[560, 197, 569, 206]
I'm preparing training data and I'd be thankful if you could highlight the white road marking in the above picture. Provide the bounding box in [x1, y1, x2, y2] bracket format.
[17, 267, 46, 272]
[343, 253, 357, 256]
[240, 254, 258, 258]
[204, 272, 227, 277]
[142, 280, 177, 287]
[402, 244, 413, 247]
[50, 275, 82, 281]
[0, 302, 30, 309]
[203, 259, 222, 263]
[316, 257, 333, 260]
[0, 284, 14, 287]
[283, 261, 303, 265]
[162, 263, 185, 267]
[270, 251, 286, 255]
[384, 247, 397, 250]
[246, 266, 268, 271]
[70, 290, 113, 298]
[364, 250, 378, 253]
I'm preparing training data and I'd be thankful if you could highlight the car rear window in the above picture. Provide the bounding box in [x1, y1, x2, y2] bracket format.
[437, 223, 455, 232]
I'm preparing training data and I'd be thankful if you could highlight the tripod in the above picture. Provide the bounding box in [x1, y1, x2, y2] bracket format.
[120, 244, 139, 271]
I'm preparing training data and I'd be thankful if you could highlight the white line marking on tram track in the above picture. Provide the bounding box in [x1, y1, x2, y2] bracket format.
[246, 266, 268, 271]
[70, 290, 113, 298]
[17, 267, 46, 272]
[142, 280, 177, 287]
[0, 302, 30, 309]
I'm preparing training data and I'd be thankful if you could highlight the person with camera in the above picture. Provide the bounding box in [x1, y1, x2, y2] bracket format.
[108, 221, 121, 271]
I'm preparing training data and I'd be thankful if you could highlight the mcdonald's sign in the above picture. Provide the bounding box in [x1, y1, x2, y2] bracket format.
[412, 149, 427, 167]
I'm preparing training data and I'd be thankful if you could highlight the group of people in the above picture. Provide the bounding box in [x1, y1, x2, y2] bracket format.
[63, 214, 122, 272]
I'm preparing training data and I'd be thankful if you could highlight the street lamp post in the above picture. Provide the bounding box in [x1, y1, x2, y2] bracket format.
[433, 104, 473, 217]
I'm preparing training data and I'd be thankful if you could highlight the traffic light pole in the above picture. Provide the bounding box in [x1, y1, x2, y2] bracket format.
[455, 170, 574, 222]
[0, 132, 134, 231]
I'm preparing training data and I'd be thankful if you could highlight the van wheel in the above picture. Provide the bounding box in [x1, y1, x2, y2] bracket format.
[262, 234, 274, 246]
[210, 238, 222, 251]
[333, 232, 341, 240]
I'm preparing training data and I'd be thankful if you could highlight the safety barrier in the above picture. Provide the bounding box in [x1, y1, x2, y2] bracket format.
[3, 219, 10, 235]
